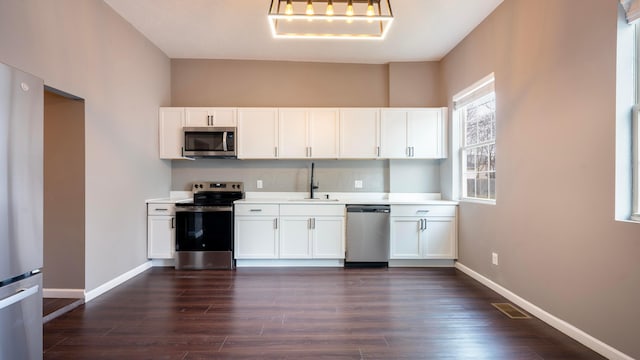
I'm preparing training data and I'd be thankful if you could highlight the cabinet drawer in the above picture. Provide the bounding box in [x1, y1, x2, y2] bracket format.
[390, 205, 456, 217]
[148, 203, 176, 216]
[235, 204, 279, 216]
[280, 204, 345, 217]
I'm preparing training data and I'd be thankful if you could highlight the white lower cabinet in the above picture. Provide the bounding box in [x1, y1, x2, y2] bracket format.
[389, 205, 457, 260]
[235, 204, 345, 260]
[234, 204, 279, 259]
[280, 216, 345, 259]
[147, 203, 176, 259]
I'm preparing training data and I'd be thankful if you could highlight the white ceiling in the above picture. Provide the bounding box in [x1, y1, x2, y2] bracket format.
[104, 0, 503, 64]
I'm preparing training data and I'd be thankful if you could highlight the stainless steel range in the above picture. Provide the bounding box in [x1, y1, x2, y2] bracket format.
[174, 182, 244, 269]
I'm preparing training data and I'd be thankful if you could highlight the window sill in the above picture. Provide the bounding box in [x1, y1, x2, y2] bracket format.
[630, 214, 640, 222]
[460, 198, 496, 206]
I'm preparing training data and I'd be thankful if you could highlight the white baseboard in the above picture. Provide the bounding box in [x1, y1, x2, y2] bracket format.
[455, 262, 633, 360]
[84, 261, 153, 303]
[43, 288, 85, 299]
[388, 259, 455, 267]
[236, 259, 344, 267]
[151, 259, 174, 267]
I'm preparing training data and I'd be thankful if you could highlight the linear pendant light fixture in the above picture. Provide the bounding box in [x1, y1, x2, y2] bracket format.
[268, 0, 394, 40]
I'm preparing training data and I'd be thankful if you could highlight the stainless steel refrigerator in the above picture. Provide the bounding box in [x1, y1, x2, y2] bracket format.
[0, 62, 44, 360]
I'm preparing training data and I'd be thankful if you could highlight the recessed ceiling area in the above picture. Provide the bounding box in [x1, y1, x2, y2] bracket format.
[104, 0, 503, 64]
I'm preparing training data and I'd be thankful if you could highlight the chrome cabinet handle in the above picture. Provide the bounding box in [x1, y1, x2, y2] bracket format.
[407, 147, 410, 157]
[250, 209, 262, 212]
[312, 218, 316, 229]
[155, 208, 168, 211]
[274, 147, 278, 157]
[416, 210, 430, 214]
[171, 217, 175, 229]
[377, 146, 380, 157]
[274, 218, 278, 229]
[0, 285, 39, 310]
[309, 147, 312, 158]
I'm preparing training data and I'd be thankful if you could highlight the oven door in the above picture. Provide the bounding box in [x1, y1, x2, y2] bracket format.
[175, 206, 233, 251]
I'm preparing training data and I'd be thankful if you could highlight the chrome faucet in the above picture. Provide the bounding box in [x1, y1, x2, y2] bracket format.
[310, 162, 319, 199]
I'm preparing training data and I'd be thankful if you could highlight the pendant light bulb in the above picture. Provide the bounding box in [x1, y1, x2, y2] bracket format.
[306, 0, 314, 15]
[346, 0, 354, 16]
[326, 0, 334, 16]
[285, 0, 294, 15]
[366, 0, 375, 16]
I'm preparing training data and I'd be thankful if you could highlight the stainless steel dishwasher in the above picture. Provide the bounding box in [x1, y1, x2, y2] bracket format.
[345, 205, 390, 267]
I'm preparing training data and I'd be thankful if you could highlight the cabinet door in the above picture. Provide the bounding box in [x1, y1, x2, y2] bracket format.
[184, 108, 210, 126]
[312, 217, 345, 259]
[339, 108, 379, 158]
[185, 108, 237, 127]
[389, 217, 422, 259]
[159, 108, 185, 159]
[237, 108, 279, 159]
[423, 217, 457, 259]
[278, 109, 308, 159]
[380, 109, 408, 158]
[235, 217, 279, 258]
[147, 215, 175, 259]
[309, 109, 339, 158]
[408, 109, 443, 158]
[279, 217, 312, 258]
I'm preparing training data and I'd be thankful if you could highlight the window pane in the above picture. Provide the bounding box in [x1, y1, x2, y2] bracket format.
[476, 172, 489, 199]
[489, 172, 496, 199]
[465, 176, 476, 198]
[489, 144, 496, 171]
[477, 146, 489, 171]
[478, 112, 491, 143]
[466, 116, 477, 145]
[466, 148, 476, 171]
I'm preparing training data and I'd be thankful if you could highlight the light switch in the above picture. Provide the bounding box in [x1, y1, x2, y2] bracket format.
[354, 180, 363, 189]
[257, 180, 263, 189]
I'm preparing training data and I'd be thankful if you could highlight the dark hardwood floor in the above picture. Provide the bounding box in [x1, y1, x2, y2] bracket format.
[43, 267, 604, 359]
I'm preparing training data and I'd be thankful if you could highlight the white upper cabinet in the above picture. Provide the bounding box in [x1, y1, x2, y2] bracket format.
[308, 109, 339, 158]
[380, 108, 447, 159]
[160, 107, 447, 160]
[339, 108, 380, 159]
[278, 109, 308, 158]
[159, 107, 185, 159]
[237, 108, 279, 159]
[185, 107, 237, 127]
[278, 108, 339, 159]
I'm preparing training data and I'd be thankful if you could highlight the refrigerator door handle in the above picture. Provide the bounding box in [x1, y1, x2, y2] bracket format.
[0, 285, 39, 310]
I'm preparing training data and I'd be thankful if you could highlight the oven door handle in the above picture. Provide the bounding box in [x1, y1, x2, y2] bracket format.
[176, 206, 233, 212]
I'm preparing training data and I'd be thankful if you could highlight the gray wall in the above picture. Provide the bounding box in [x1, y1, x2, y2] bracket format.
[44, 90, 85, 290]
[171, 59, 445, 194]
[172, 160, 388, 193]
[0, 0, 172, 292]
[440, 0, 640, 357]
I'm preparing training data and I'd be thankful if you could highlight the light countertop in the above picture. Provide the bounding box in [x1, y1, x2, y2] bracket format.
[235, 192, 458, 206]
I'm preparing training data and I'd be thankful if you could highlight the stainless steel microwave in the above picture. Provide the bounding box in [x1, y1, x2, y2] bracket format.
[183, 127, 236, 158]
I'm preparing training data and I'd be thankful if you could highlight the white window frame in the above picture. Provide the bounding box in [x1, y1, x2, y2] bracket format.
[632, 24, 640, 221]
[454, 73, 497, 204]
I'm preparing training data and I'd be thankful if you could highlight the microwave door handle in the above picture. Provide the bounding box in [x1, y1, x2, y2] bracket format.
[223, 131, 228, 151]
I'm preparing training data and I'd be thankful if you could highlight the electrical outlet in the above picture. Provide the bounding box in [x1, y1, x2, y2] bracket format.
[354, 180, 363, 189]
[492, 252, 499, 266]
[256, 180, 263, 189]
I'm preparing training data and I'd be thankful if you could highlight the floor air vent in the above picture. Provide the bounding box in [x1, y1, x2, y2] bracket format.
[491, 303, 531, 319]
